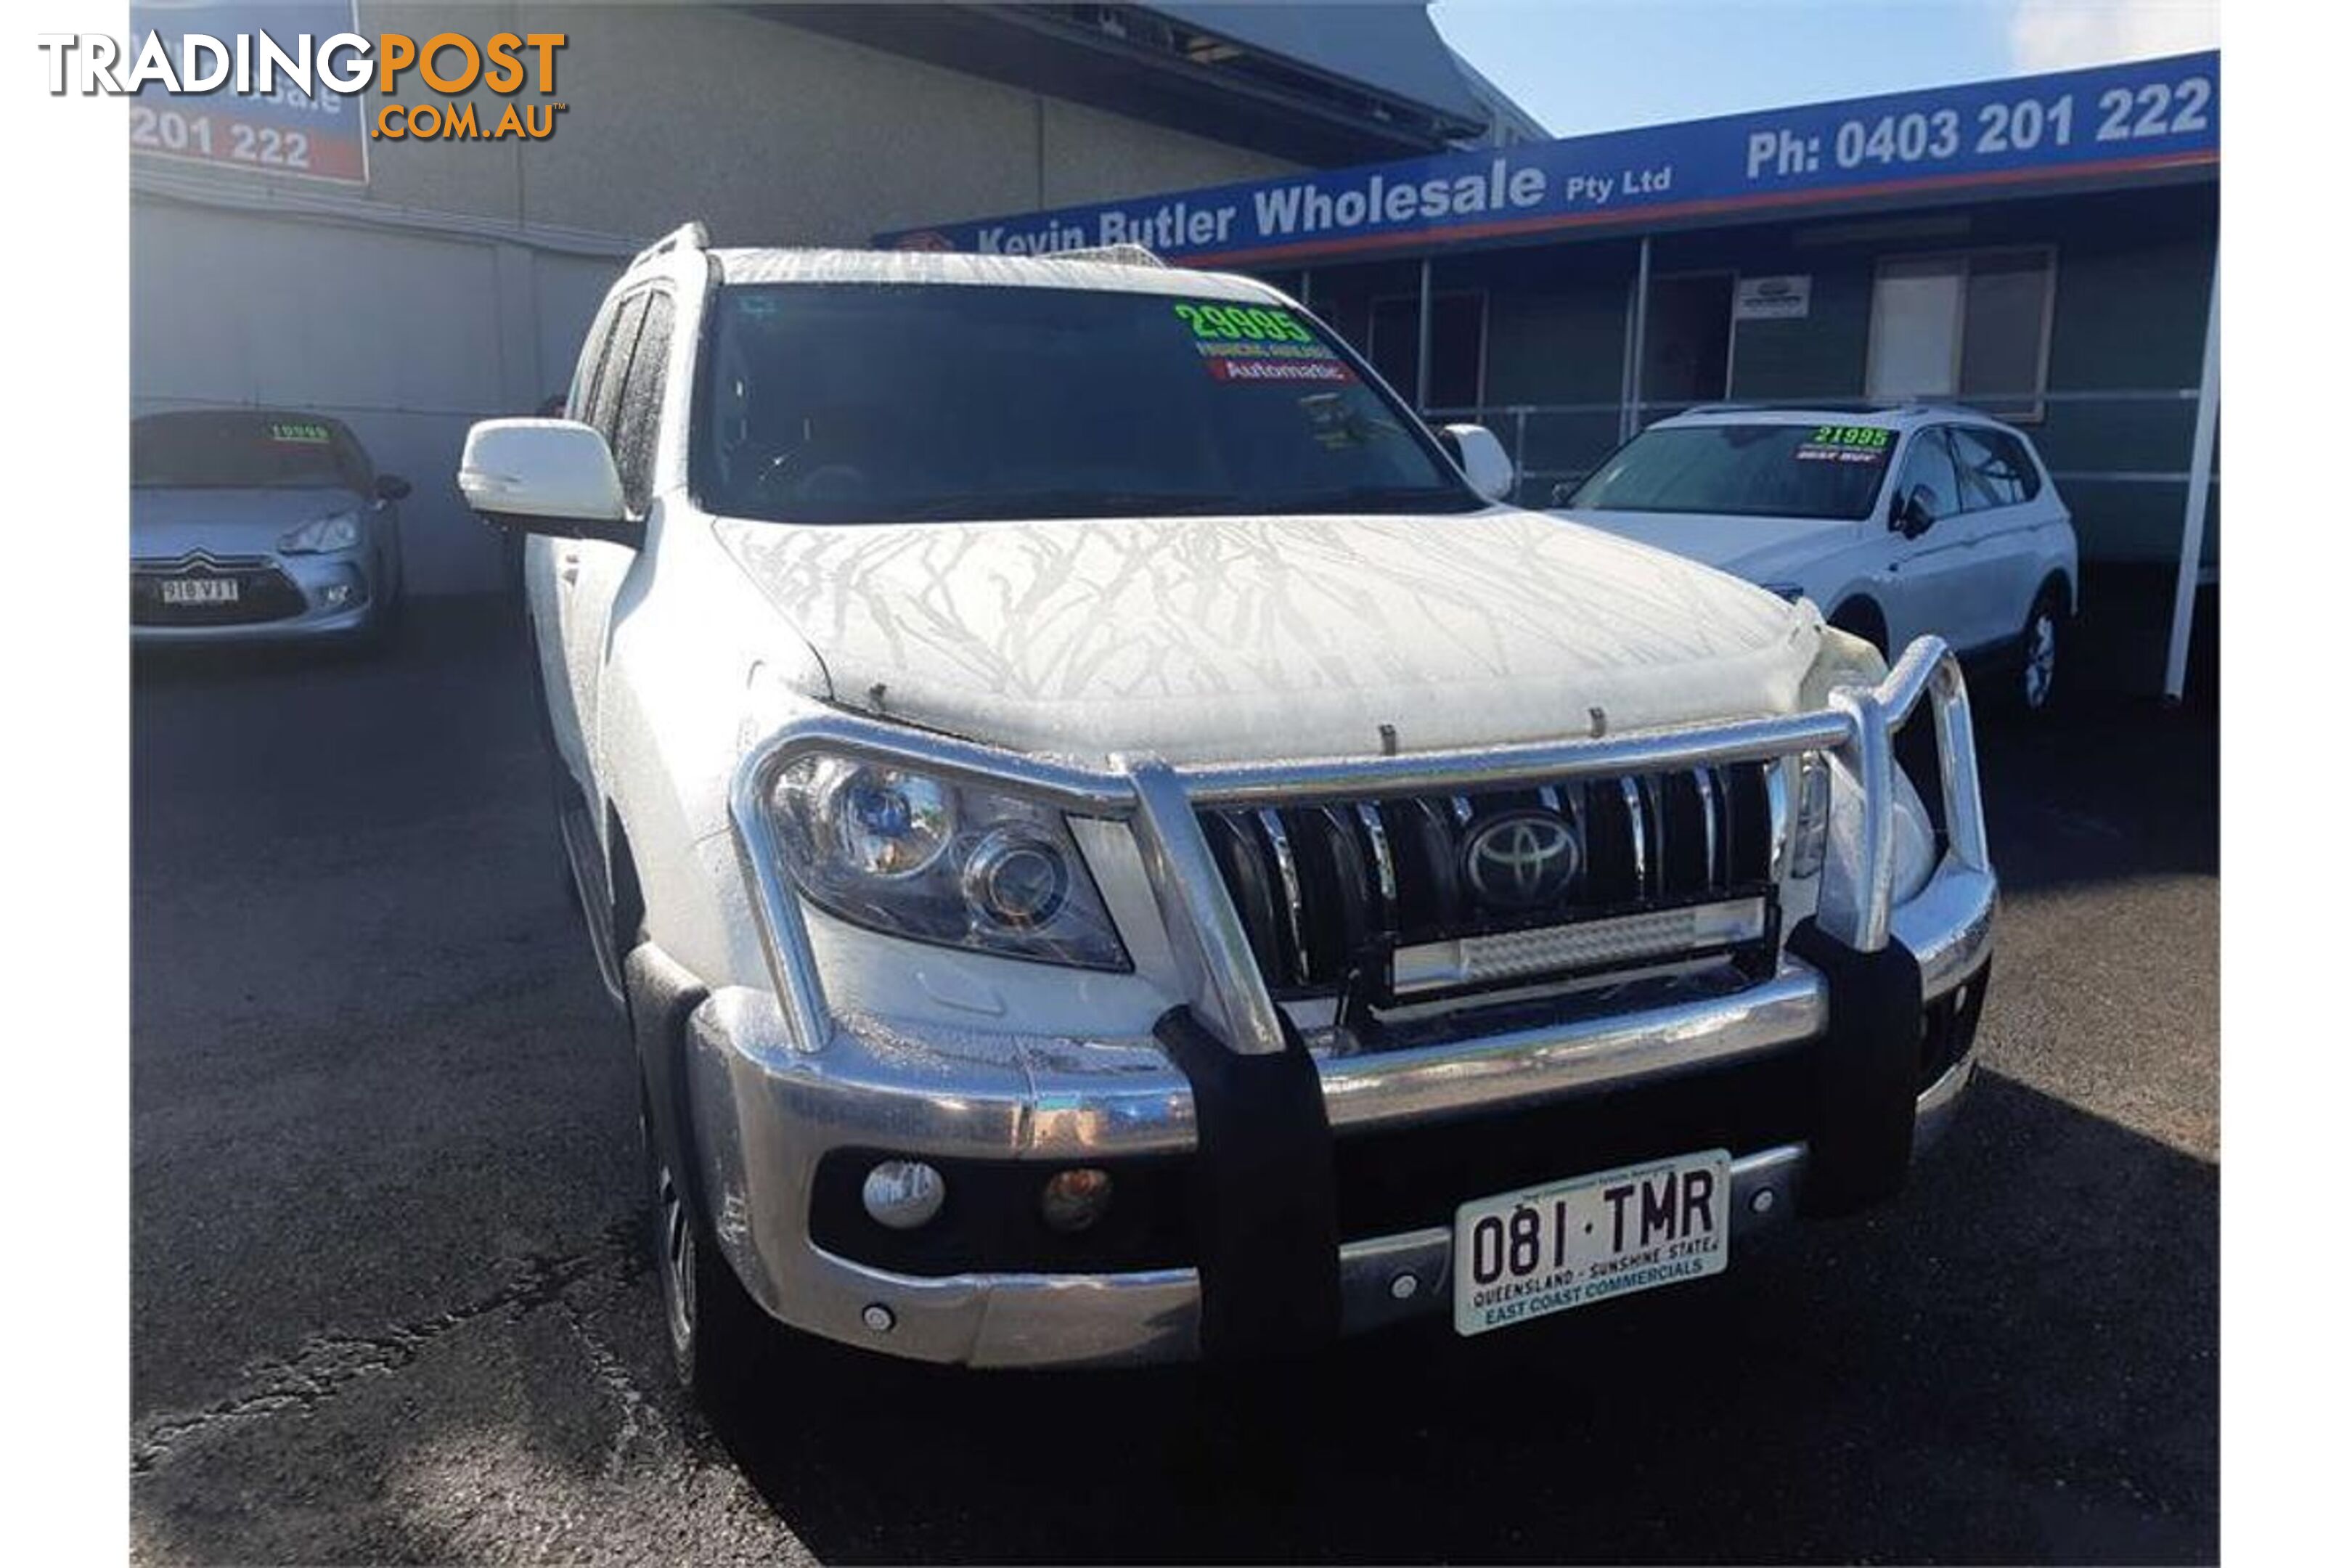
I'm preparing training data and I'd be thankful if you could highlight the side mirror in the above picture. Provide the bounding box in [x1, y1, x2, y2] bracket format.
[375, 473, 412, 502]
[1439, 422, 1515, 502]
[1893, 483, 1937, 539]
[457, 419, 633, 543]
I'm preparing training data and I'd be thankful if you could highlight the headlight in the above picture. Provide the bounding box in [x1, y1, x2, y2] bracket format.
[279, 509, 362, 553]
[1813, 754, 1937, 937]
[817, 764, 952, 878]
[766, 755, 1129, 971]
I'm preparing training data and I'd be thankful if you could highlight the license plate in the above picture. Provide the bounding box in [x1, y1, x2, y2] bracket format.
[1453, 1148, 1730, 1336]
[158, 577, 240, 605]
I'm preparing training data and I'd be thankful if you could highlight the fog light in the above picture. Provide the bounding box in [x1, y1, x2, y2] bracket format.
[1040, 1168, 1114, 1233]
[861, 1159, 945, 1230]
[322, 583, 352, 608]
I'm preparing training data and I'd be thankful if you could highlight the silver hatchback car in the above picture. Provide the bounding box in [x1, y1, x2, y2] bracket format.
[131, 409, 411, 648]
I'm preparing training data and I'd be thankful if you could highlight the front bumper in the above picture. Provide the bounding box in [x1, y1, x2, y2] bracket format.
[687, 639, 1998, 1368]
[131, 550, 382, 645]
[687, 859, 1989, 1367]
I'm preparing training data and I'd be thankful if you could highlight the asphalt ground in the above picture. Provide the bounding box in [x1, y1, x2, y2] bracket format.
[129, 603, 2218, 1564]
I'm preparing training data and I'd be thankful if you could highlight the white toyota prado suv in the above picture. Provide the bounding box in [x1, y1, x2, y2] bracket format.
[460, 225, 1996, 1402]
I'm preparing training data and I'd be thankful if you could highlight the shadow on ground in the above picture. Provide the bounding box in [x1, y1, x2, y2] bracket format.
[710, 1068, 2215, 1564]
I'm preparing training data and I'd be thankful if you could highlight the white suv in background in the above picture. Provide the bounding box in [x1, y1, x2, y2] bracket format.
[1557, 407, 2078, 711]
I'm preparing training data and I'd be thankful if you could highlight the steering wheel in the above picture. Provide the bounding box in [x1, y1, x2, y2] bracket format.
[748, 451, 870, 505]
[793, 464, 870, 504]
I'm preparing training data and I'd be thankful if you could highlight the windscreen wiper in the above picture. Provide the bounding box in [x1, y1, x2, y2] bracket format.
[1267, 485, 1478, 514]
[891, 489, 1245, 521]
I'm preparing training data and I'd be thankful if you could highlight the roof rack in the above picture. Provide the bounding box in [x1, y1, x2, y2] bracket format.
[1678, 400, 1929, 417]
[1894, 396, 1996, 416]
[1040, 242, 1167, 269]
[632, 221, 709, 269]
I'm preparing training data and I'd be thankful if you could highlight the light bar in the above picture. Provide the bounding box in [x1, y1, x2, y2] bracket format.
[1389, 897, 1768, 997]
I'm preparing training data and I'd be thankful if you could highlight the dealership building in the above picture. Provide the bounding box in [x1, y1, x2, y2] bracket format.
[883, 49, 2221, 698]
[131, 4, 2216, 695]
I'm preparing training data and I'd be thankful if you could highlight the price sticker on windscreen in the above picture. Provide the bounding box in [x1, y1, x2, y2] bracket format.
[1794, 424, 1892, 464]
[1175, 301, 1356, 383]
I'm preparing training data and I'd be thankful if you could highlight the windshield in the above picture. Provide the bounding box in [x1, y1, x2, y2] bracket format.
[132, 412, 369, 491]
[694, 283, 1479, 524]
[1567, 422, 1895, 522]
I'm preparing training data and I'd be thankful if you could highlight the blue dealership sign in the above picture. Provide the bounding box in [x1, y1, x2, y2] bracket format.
[129, 1, 369, 184]
[878, 52, 2216, 265]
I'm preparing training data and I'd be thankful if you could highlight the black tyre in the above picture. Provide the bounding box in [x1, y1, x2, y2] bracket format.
[1828, 598, 1890, 661]
[2018, 584, 2064, 714]
[343, 558, 403, 658]
[338, 595, 398, 659]
[643, 1097, 776, 1406]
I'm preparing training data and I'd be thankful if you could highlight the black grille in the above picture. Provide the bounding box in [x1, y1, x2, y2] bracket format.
[1196, 762, 1777, 997]
[131, 556, 308, 626]
[1332, 1042, 1814, 1240]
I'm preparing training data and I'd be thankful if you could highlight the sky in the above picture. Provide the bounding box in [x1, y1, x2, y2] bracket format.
[1429, 0, 2219, 137]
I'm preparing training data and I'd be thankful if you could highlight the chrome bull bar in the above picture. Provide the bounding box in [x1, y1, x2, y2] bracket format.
[729, 635, 1987, 1058]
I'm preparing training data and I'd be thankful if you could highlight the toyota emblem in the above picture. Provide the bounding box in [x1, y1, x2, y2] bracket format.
[1463, 811, 1580, 910]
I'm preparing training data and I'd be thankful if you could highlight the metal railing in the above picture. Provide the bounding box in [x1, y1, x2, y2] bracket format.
[729, 637, 1984, 1060]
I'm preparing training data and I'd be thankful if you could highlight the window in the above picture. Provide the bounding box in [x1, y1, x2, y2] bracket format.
[1567, 422, 1894, 522]
[131, 411, 372, 492]
[1948, 425, 2042, 510]
[1368, 291, 1485, 409]
[584, 293, 648, 446]
[1891, 428, 1962, 523]
[1866, 249, 2054, 420]
[612, 292, 673, 515]
[693, 284, 1479, 526]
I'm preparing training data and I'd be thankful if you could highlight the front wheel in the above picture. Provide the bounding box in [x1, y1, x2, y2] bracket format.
[2019, 588, 2063, 713]
[644, 1101, 775, 1406]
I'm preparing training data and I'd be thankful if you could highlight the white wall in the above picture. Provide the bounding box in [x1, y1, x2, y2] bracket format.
[131, 201, 622, 592]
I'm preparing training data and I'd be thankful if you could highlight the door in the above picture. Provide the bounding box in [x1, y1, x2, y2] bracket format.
[529, 298, 629, 791]
[1879, 426, 1998, 652]
[552, 290, 646, 790]
[1641, 274, 1734, 417]
[563, 287, 674, 785]
[1948, 424, 2051, 645]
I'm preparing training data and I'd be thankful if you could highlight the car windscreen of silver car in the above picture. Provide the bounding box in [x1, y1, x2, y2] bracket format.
[694, 284, 1482, 524]
[1569, 423, 1894, 521]
[132, 411, 368, 491]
